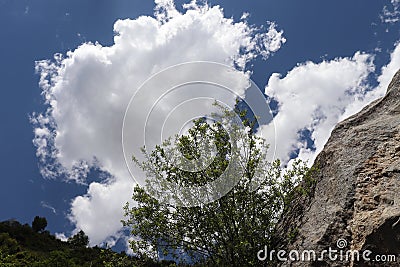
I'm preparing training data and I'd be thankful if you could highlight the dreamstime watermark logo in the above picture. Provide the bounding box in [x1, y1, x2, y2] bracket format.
[122, 61, 276, 207]
[257, 238, 397, 263]
[336, 238, 347, 249]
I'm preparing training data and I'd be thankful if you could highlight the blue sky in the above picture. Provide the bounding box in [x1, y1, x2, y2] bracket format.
[1, 0, 400, 250]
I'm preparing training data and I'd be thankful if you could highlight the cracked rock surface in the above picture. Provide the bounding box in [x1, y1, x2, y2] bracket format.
[277, 70, 400, 267]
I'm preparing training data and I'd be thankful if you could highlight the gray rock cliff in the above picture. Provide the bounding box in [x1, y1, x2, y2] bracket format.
[277, 70, 400, 266]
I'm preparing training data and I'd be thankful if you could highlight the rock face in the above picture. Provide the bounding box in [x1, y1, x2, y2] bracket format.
[278, 71, 400, 266]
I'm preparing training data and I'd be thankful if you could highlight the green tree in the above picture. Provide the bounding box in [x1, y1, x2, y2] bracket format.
[45, 250, 76, 267]
[32, 216, 47, 233]
[68, 230, 89, 247]
[123, 106, 312, 266]
[0, 233, 19, 254]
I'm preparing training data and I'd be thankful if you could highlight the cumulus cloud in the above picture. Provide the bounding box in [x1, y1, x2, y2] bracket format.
[32, 1, 286, 245]
[261, 41, 400, 166]
[338, 42, 400, 120]
[260, 52, 375, 164]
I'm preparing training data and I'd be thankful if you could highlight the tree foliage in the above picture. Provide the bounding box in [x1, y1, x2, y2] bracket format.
[32, 216, 47, 233]
[0, 217, 168, 267]
[68, 230, 89, 247]
[123, 107, 314, 266]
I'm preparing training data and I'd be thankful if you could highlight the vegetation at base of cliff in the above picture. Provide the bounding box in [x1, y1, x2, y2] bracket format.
[0, 218, 175, 267]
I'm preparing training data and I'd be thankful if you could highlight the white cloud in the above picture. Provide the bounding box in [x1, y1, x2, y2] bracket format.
[260, 52, 375, 164]
[262, 22, 287, 54]
[32, 1, 286, 246]
[240, 12, 250, 20]
[338, 42, 400, 120]
[261, 41, 400, 166]
[41, 201, 57, 214]
[375, 41, 400, 92]
[68, 179, 132, 245]
[55, 232, 68, 242]
[381, 0, 400, 24]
